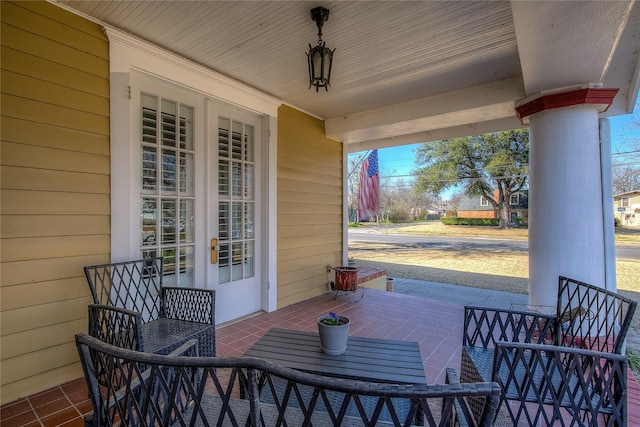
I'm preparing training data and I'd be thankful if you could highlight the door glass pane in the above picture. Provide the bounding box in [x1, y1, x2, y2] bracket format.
[244, 241, 254, 277]
[232, 162, 242, 198]
[180, 105, 193, 150]
[219, 202, 229, 240]
[139, 92, 195, 287]
[244, 125, 254, 162]
[218, 118, 229, 157]
[141, 94, 158, 143]
[231, 121, 242, 159]
[232, 242, 243, 281]
[161, 200, 176, 245]
[179, 152, 193, 195]
[218, 243, 230, 283]
[244, 164, 254, 199]
[142, 146, 157, 191]
[161, 100, 177, 148]
[232, 202, 242, 239]
[245, 203, 254, 239]
[162, 149, 177, 193]
[141, 198, 157, 246]
[163, 247, 177, 285]
[178, 246, 194, 286]
[219, 160, 229, 197]
[179, 199, 193, 243]
[218, 118, 255, 284]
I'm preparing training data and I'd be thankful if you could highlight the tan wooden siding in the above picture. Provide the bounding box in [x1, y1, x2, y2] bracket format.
[0, 1, 110, 404]
[277, 105, 343, 307]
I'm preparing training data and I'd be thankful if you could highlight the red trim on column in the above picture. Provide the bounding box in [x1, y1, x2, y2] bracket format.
[515, 88, 619, 120]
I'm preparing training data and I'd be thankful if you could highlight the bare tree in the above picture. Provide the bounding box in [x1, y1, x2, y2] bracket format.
[611, 100, 640, 194]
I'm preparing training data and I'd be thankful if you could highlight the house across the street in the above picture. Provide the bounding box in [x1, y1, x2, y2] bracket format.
[614, 190, 640, 226]
[455, 190, 529, 225]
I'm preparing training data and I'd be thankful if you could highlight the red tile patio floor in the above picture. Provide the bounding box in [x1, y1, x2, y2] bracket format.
[2, 288, 639, 426]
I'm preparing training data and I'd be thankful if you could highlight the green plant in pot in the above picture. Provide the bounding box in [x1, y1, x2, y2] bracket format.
[317, 312, 350, 355]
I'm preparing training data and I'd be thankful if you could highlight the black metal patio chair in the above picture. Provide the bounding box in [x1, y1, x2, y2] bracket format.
[461, 276, 634, 426]
[84, 257, 216, 357]
[76, 332, 502, 427]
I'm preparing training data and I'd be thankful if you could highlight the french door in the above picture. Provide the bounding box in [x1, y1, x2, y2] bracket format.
[133, 76, 263, 323]
[207, 102, 263, 323]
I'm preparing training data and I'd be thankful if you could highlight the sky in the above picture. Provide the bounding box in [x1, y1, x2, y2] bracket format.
[350, 97, 640, 198]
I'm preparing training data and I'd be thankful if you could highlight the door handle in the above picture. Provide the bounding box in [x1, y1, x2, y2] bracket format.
[211, 238, 219, 264]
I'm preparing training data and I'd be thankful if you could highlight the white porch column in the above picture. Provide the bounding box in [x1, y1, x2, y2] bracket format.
[515, 87, 618, 307]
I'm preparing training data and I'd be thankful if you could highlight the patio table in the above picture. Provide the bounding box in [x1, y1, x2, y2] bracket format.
[244, 328, 427, 384]
[244, 328, 427, 425]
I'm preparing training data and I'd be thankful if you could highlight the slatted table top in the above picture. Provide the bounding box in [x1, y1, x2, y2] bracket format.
[244, 328, 427, 384]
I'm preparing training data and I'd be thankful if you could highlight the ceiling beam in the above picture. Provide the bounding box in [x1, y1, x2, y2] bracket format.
[325, 76, 524, 144]
[344, 116, 524, 153]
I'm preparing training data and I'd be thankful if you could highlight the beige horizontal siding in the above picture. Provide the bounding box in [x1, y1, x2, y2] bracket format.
[277, 223, 343, 238]
[278, 202, 338, 216]
[3, 94, 109, 134]
[2, 116, 109, 154]
[1, 277, 91, 311]
[0, 1, 110, 404]
[278, 242, 342, 262]
[1, 254, 108, 287]
[1, 189, 110, 215]
[2, 46, 109, 95]
[277, 105, 343, 306]
[1, 342, 81, 384]
[2, 214, 110, 238]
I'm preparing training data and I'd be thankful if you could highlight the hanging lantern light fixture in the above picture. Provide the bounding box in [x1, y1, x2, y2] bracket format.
[307, 6, 335, 92]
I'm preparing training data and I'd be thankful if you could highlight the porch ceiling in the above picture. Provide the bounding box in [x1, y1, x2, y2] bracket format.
[58, 0, 640, 151]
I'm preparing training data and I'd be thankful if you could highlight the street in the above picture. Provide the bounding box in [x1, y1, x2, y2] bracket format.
[348, 229, 640, 260]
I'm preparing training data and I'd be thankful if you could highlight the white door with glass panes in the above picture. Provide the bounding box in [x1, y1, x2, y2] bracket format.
[135, 78, 263, 324]
[208, 102, 262, 323]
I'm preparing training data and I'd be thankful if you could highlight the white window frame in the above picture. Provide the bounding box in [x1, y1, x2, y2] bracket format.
[510, 193, 519, 206]
[106, 27, 280, 312]
[480, 196, 489, 206]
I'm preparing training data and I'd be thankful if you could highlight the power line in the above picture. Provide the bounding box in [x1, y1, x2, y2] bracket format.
[611, 149, 640, 157]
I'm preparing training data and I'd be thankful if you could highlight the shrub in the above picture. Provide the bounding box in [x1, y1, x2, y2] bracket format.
[441, 217, 499, 226]
[627, 348, 640, 372]
[388, 206, 412, 223]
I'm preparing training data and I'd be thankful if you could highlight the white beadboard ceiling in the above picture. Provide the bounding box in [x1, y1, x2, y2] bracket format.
[57, 0, 639, 149]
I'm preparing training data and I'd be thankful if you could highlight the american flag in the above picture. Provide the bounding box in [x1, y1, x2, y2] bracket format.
[358, 150, 380, 220]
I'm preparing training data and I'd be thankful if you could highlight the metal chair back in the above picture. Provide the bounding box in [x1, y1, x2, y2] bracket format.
[493, 341, 627, 427]
[84, 257, 164, 322]
[557, 276, 637, 353]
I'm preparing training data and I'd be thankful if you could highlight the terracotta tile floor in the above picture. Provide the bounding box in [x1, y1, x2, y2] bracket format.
[2, 288, 639, 426]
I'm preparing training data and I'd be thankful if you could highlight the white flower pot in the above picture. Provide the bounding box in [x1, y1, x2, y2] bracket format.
[317, 315, 351, 355]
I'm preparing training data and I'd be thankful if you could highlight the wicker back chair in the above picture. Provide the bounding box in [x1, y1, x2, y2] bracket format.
[84, 257, 216, 356]
[76, 333, 501, 427]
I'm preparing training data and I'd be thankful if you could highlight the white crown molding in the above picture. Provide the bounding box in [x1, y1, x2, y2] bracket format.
[104, 27, 281, 116]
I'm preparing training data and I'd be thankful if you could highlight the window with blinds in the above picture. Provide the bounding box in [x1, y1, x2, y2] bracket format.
[140, 93, 195, 286]
[218, 117, 255, 284]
